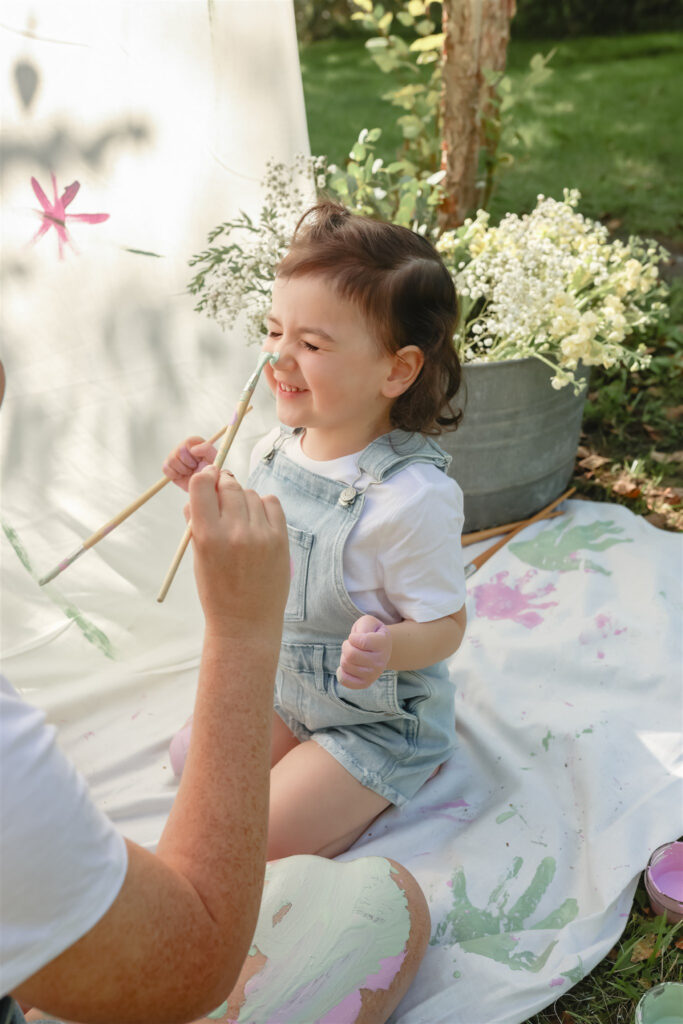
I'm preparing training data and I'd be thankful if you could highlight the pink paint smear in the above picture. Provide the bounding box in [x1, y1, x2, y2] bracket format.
[318, 952, 407, 1024]
[30, 173, 109, 259]
[472, 570, 558, 629]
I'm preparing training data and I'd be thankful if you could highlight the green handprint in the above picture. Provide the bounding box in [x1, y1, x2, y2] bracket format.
[431, 856, 578, 973]
[510, 517, 632, 575]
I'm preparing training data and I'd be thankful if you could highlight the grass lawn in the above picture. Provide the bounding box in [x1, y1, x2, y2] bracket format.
[300, 30, 683, 535]
[301, 28, 683, 1024]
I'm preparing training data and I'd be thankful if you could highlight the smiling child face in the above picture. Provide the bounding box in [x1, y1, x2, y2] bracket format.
[262, 275, 397, 461]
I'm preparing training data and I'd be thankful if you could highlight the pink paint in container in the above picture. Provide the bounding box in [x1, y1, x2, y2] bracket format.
[645, 841, 683, 924]
[634, 983, 683, 1024]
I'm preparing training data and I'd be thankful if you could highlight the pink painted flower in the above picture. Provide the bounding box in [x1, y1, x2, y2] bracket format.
[30, 173, 109, 258]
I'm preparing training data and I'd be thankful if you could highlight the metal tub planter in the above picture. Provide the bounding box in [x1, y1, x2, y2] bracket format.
[441, 357, 588, 533]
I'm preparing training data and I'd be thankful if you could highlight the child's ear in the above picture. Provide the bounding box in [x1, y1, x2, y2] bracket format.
[382, 346, 424, 398]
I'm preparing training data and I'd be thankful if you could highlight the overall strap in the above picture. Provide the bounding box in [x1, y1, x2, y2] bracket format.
[357, 430, 451, 482]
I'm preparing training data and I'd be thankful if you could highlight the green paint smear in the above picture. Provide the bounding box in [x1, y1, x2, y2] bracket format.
[2, 520, 115, 660]
[542, 730, 554, 751]
[509, 517, 632, 575]
[122, 247, 164, 258]
[432, 857, 579, 974]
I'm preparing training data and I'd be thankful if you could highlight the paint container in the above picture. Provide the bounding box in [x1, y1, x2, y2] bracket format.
[645, 842, 683, 924]
[634, 983, 683, 1024]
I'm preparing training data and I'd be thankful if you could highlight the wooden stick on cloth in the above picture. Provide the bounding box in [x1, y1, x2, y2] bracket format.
[461, 509, 563, 548]
[38, 416, 254, 587]
[156, 351, 279, 604]
[464, 487, 576, 580]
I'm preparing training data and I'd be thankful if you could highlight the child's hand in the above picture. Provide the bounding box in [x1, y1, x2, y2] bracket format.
[337, 615, 392, 690]
[163, 436, 218, 492]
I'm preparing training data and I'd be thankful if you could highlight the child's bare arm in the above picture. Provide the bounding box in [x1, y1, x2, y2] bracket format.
[338, 608, 466, 689]
[387, 607, 466, 671]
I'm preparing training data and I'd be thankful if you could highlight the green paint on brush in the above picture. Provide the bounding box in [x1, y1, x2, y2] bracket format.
[2, 520, 115, 659]
[509, 517, 632, 575]
[432, 857, 579, 974]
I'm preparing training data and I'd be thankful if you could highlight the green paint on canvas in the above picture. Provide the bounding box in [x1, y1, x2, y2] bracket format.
[432, 857, 579, 973]
[2, 520, 115, 659]
[509, 518, 632, 575]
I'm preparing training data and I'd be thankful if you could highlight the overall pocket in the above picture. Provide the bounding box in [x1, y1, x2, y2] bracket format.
[285, 525, 313, 622]
[325, 668, 403, 724]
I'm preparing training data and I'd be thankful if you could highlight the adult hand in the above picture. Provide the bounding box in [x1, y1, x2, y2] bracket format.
[188, 466, 289, 641]
[337, 615, 393, 689]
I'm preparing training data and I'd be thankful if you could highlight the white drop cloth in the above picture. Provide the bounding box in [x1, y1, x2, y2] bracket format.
[1, 4, 682, 1023]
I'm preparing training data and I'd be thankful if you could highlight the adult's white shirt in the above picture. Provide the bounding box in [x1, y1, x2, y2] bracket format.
[250, 428, 467, 624]
[0, 676, 128, 995]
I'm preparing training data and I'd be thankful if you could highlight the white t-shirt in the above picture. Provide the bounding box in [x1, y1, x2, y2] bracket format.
[0, 676, 128, 995]
[250, 429, 466, 624]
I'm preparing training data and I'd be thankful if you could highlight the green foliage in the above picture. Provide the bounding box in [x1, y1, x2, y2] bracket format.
[347, 0, 554, 214]
[511, 0, 683, 39]
[350, 0, 444, 177]
[325, 127, 445, 233]
[583, 277, 683, 451]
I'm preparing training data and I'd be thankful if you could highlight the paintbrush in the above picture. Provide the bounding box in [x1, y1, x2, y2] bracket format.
[461, 509, 564, 547]
[156, 350, 279, 603]
[38, 416, 255, 588]
[464, 487, 576, 580]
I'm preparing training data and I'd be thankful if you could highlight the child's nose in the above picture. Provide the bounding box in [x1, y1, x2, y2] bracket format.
[269, 335, 297, 369]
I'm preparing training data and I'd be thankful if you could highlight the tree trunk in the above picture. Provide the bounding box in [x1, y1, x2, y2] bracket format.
[440, 0, 516, 230]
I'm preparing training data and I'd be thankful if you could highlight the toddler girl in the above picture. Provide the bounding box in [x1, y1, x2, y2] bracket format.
[164, 201, 467, 860]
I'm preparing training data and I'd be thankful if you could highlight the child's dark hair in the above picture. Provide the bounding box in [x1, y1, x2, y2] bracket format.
[277, 200, 462, 435]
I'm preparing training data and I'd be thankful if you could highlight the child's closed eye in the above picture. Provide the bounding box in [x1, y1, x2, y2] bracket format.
[301, 341, 319, 352]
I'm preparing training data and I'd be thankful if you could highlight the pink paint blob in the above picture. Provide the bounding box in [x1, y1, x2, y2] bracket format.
[472, 570, 558, 629]
[318, 990, 362, 1023]
[646, 842, 683, 923]
[654, 871, 683, 901]
[317, 952, 406, 1024]
[550, 977, 566, 988]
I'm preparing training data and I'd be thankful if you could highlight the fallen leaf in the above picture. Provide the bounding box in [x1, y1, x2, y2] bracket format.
[578, 453, 611, 471]
[561, 1013, 575, 1024]
[659, 486, 683, 505]
[643, 424, 664, 441]
[645, 512, 669, 529]
[631, 933, 657, 963]
[576, 444, 591, 459]
[612, 475, 642, 499]
[676, 937, 683, 951]
[664, 405, 683, 421]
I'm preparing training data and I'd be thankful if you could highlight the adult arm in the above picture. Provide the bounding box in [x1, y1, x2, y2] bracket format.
[13, 468, 289, 1024]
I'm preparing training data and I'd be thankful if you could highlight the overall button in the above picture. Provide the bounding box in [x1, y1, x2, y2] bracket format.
[339, 486, 358, 506]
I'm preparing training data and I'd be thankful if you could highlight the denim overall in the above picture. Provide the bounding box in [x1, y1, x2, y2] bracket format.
[248, 428, 458, 807]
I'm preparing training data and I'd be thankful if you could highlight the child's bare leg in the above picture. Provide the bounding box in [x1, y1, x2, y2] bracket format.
[267, 740, 391, 860]
[270, 711, 299, 766]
